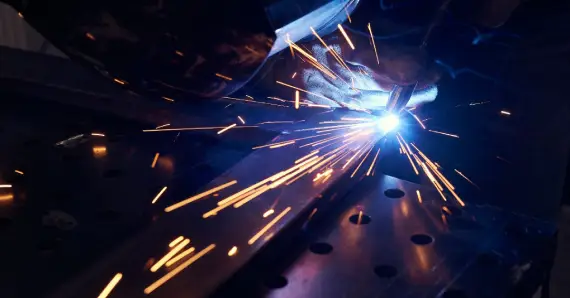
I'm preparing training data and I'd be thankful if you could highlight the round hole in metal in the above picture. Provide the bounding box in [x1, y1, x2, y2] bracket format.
[373, 265, 398, 278]
[309, 242, 333, 255]
[103, 169, 123, 178]
[349, 213, 371, 225]
[410, 234, 433, 245]
[442, 289, 468, 298]
[384, 188, 405, 199]
[264, 275, 288, 289]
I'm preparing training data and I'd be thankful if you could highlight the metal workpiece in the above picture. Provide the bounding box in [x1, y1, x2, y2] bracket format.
[264, 175, 556, 298]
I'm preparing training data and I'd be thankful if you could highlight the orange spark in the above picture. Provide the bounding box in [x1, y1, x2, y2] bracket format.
[0, 184, 12, 188]
[151, 153, 160, 168]
[113, 78, 126, 85]
[429, 130, 459, 138]
[168, 236, 184, 248]
[151, 186, 168, 204]
[143, 125, 258, 133]
[14, 170, 24, 175]
[291, 72, 297, 79]
[228, 246, 238, 256]
[337, 24, 355, 50]
[155, 123, 170, 129]
[295, 150, 319, 164]
[270, 140, 295, 148]
[150, 239, 190, 272]
[416, 190, 422, 203]
[91, 133, 105, 137]
[500, 110, 511, 116]
[295, 90, 300, 109]
[248, 207, 291, 245]
[454, 169, 479, 189]
[367, 23, 380, 64]
[144, 244, 216, 294]
[276, 81, 336, 104]
[175, 50, 184, 56]
[366, 147, 381, 176]
[223, 96, 289, 107]
[217, 123, 237, 135]
[162, 96, 175, 102]
[263, 209, 275, 218]
[86, 32, 96, 40]
[215, 73, 233, 81]
[165, 180, 237, 212]
[97, 273, 123, 298]
[165, 247, 196, 267]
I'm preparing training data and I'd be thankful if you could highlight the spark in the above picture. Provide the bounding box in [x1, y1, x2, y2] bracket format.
[253, 135, 328, 150]
[14, 170, 24, 175]
[395, 135, 419, 175]
[143, 125, 258, 133]
[257, 120, 296, 125]
[351, 145, 374, 178]
[286, 35, 337, 79]
[150, 239, 190, 272]
[337, 24, 355, 50]
[97, 273, 123, 298]
[144, 244, 216, 294]
[228, 246, 238, 256]
[270, 140, 295, 148]
[366, 147, 381, 176]
[0, 184, 12, 188]
[276, 81, 340, 106]
[165, 180, 237, 212]
[428, 130, 459, 138]
[151, 186, 168, 204]
[165, 247, 196, 267]
[295, 150, 319, 164]
[162, 96, 175, 102]
[291, 72, 297, 79]
[295, 90, 300, 109]
[500, 110, 511, 116]
[310, 27, 353, 73]
[217, 123, 237, 135]
[248, 207, 291, 245]
[223, 96, 289, 107]
[237, 116, 245, 124]
[91, 133, 105, 137]
[18, 12, 23, 18]
[313, 169, 333, 182]
[0, 194, 14, 201]
[215, 73, 233, 81]
[454, 169, 479, 189]
[155, 123, 170, 129]
[113, 78, 126, 85]
[263, 209, 275, 218]
[86, 32, 96, 40]
[151, 153, 160, 168]
[416, 190, 422, 203]
[367, 23, 380, 64]
[245, 95, 254, 99]
[168, 236, 184, 248]
[407, 110, 426, 129]
[175, 50, 184, 56]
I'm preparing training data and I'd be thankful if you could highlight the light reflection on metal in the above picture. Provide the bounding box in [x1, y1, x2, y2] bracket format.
[248, 207, 291, 245]
[93, 146, 107, 157]
[0, 194, 14, 201]
[144, 244, 216, 294]
[97, 273, 123, 298]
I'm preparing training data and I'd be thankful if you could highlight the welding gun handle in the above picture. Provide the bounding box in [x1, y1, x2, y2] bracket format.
[386, 83, 418, 113]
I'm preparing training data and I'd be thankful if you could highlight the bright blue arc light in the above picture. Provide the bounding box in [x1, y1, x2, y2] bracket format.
[377, 114, 400, 132]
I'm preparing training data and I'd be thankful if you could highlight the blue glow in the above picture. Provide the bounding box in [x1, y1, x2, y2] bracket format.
[377, 114, 400, 132]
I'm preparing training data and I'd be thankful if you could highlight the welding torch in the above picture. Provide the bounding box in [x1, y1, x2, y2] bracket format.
[385, 0, 452, 114]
